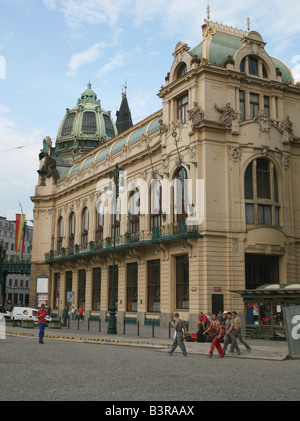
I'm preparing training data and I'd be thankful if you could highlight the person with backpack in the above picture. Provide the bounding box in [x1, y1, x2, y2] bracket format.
[168, 312, 187, 356]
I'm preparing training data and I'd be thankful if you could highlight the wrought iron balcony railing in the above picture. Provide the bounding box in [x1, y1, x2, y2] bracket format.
[45, 221, 201, 263]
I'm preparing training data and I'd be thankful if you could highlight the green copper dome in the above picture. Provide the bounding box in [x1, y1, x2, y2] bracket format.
[55, 83, 117, 164]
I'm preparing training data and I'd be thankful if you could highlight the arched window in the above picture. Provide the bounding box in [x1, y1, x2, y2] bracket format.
[57, 217, 64, 251]
[173, 167, 188, 223]
[69, 212, 76, 247]
[82, 112, 97, 134]
[240, 56, 269, 79]
[81, 207, 89, 245]
[244, 158, 280, 226]
[177, 62, 187, 79]
[62, 113, 76, 136]
[96, 201, 104, 241]
[128, 188, 140, 234]
[150, 179, 162, 229]
[103, 114, 115, 138]
[111, 197, 121, 237]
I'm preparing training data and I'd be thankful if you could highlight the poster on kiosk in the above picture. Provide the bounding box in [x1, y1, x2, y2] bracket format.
[283, 305, 300, 359]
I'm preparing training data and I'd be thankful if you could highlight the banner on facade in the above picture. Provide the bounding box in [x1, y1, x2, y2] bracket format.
[283, 305, 300, 359]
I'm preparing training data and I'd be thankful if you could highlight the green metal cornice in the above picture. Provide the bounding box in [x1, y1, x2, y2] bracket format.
[45, 222, 202, 264]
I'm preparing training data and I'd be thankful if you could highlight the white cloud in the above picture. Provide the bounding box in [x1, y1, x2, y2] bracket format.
[66, 42, 107, 77]
[292, 55, 300, 83]
[0, 115, 44, 220]
[96, 52, 126, 78]
[43, 0, 130, 29]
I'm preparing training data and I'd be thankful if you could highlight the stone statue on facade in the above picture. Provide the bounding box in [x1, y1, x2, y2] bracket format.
[38, 153, 60, 186]
[159, 119, 168, 134]
[214, 102, 237, 127]
[280, 115, 299, 142]
[187, 102, 205, 129]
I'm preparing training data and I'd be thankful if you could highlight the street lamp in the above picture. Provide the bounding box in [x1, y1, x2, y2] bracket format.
[106, 163, 125, 334]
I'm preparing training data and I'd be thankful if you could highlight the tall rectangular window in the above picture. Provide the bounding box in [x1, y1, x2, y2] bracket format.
[92, 268, 101, 311]
[65, 271, 72, 306]
[177, 94, 188, 123]
[257, 159, 270, 199]
[78, 269, 86, 308]
[147, 260, 160, 312]
[53, 273, 60, 310]
[108, 265, 118, 310]
[248, 57, 258, 75]
[127, 263, 138, 312]
[250, 93, 259, 119]
[176, 255, 189, 309]
[239, 91, 245, 121]
[264, 96, 270, 117]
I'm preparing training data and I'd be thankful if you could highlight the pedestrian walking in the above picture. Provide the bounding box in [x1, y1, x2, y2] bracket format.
[203, 314, 224, 357]
[217, 311, 223, 323]
[36, 303, 48, 344]
[78, 305, 84, 323]
[71, 306, 75, 320]
[222, 312, 241, 356]
[63, 305, 69, 326]
[230, 311, 251, 352]
[168, 313, 187, 356]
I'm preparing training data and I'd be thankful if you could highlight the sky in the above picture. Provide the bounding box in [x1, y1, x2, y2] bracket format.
[1, 0, 300, 224]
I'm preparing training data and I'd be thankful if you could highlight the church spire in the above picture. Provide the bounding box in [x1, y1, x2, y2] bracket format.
[116, 84, 133, 135]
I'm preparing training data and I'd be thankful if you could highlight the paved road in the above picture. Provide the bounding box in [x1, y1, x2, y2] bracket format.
[1, 335, 299, 401]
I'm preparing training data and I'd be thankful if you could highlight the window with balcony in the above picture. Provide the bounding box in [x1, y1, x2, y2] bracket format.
[173, 167, 188, 223]
[81, 207, 89, 245]
[96, 201, 104, 241]
[150, 179, 162, 229]
[128, 188, 140, 234]
[69, 212, 75, 247]
[57, 217, 64, 251]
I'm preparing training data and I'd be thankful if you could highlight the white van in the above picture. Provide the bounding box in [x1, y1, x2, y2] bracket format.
[11, 307, 38, 326]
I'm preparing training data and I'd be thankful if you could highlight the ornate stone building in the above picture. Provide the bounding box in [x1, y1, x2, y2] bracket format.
[30, 18, 300, 331]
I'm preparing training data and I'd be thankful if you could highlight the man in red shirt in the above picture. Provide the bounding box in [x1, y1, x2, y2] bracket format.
[36, 303, 48, 344]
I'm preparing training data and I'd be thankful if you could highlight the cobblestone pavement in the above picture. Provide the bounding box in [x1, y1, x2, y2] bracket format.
[1, 325, 300, 401]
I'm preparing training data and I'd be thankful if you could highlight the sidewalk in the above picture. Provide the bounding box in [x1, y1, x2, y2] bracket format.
[5, 319, 290, 361]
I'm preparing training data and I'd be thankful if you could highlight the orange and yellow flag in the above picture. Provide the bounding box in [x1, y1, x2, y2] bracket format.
[15, 214, 26, 253]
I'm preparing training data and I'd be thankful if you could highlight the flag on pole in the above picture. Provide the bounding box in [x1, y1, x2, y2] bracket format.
[21, 222, 27, 256]
[15, 214, 26, 253]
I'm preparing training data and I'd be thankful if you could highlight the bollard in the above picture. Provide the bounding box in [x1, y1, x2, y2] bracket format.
[77, 317, 80, 330]
[88, 318, 90, 332]
[168, 322, 171, 339]
[68, 315, 70, 329]
[123, 319, 126, 335]
[152, 321, 155, 338]
[99, 317, 101, 333]
[137, 321, 140, 337]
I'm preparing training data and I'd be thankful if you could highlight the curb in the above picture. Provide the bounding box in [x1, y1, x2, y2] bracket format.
[6, 330, 168, 348]
[6, 331, 289, 360]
